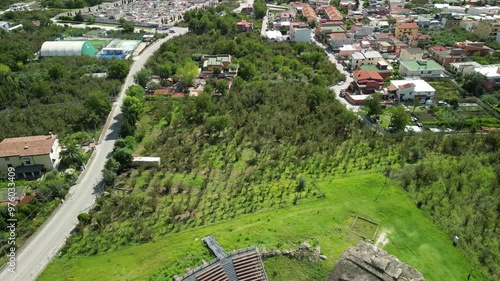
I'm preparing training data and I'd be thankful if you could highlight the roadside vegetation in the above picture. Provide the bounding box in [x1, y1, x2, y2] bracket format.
[0, 10, 130, 141]
[0, 9, 130, 265]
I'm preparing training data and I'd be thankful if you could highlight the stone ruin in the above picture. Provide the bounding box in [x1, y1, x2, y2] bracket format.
[328, 241, 426, 281]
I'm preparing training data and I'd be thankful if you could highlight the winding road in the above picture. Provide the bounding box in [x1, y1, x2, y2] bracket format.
[0, 27, 188, 281]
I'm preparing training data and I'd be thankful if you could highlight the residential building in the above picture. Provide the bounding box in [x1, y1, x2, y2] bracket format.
[350, 50, 384, 69]
[468, 6, 499, 16]
[453, 41, 493, 56]
[449, 61, 481, 74]
[330, 33, 355, 49]
[405, 33, 431, 47]
[399, 48, 424, 61]
[394, 22, 419, 40]
[316, 25, 346, 39]
[340, 0, 356, 9]
[430, 47, 468, 67]
[319, 5, 343, 21]
[350, 69, 384, 96]
[352, 25, 374, 39]
[441, 14, 463, 28]
[309, 0, 330, 7]
[201, 54, 232, 71]
[359, 61, 393, 79]
[390, 4, 410, 15]
[399, 60, 444, 77]
[0, 134, 61, 178]
[459, 19, 478, 32]
[339, 44, 363, 58]
[376, 41, 395, 54]
[472, 64, 500, 92]
[473, 17, 500, 42]
[236, 20, 253, 32]
[388, 79, 436, 101]
[302, 5, 317, 23]
[290, 26, 312, 42]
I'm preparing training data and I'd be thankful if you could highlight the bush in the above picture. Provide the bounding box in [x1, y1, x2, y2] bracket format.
[77, 213, 91, 224]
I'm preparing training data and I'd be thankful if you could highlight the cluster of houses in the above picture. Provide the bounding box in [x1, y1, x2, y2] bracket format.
[239, 1, 499, 104]
[152, 54, 238, 97]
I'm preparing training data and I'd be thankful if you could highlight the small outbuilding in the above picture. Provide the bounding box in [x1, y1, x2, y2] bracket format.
[132, 157, 161, 167]
[40, 41, 98, 57]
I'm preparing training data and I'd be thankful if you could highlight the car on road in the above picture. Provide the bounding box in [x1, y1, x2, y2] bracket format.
[169, 29, 176, 33]
[338, 81, 343, 86]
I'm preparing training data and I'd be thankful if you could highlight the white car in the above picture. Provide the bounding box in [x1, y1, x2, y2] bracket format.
[338, 81, 343, 86]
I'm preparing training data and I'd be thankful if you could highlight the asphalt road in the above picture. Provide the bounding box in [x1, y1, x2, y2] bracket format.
[0, 27, 188, 281]
[312, 39, 359, 112]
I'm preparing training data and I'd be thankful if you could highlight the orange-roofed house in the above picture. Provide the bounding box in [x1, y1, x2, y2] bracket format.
[350, 70, 384, 94]
[0, 134, 61, 178]
[236, 20, 253, 32]
[302, 5, 317, 24]
[394, 22, 418, 40]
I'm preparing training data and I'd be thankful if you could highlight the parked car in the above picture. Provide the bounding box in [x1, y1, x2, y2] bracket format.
[338, 81, 343, 86]
[169, 29, 176, 33]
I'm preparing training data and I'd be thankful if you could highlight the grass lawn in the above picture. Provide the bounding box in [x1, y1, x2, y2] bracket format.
[38, 172, 485, 281]
[428, 79, 462, 101]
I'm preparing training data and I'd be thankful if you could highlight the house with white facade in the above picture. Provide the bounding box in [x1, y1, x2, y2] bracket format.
[388, 79, 436, 101]
[0, 134, 61, 178]
[350, 50, 384, 69]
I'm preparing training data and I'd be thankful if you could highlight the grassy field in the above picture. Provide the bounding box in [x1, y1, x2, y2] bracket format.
[39, 172, 484, 281]
[87, 39, 111, 49]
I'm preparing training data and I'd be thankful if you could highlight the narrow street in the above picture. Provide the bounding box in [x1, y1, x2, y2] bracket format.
[312, 39, 360, 112]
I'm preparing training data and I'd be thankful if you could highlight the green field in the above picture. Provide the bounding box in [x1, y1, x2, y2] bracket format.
[39, 173, 483, 281]
[87, 40, 111, 49]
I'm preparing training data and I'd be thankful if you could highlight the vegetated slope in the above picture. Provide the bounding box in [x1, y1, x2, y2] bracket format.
[392, 135, 500, 280]
[56, 8, 499, 280]
[40, 173, 481, 281]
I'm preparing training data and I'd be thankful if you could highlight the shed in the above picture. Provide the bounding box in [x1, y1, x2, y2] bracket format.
[40, 41, 98, 57]
[132, 157, 161, 167]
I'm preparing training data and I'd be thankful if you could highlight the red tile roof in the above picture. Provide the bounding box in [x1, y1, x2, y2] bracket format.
[429, 46, 447, 51]
[0, 135, 57, 158]
[352, 70, 384, 81]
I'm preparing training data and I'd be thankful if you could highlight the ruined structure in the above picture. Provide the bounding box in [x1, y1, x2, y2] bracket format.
[328, 242, 426, 281]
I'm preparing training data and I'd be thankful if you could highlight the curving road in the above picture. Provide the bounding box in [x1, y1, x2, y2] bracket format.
[0, 27, 188, 281]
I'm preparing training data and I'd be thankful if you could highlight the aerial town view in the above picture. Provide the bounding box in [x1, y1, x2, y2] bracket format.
[0, 0, 499, 280]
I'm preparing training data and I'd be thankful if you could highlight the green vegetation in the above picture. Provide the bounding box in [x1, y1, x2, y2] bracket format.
[422, 27, 481, 47]
[41, 0, 102, 9]
[0, 172, 78, 265]
[0, 11, 127, 141]
[39, 173, 485, 281]
[38, 8, 499, 281]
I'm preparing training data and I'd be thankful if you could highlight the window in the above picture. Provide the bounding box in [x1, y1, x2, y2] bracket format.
[25, 160, 31, 165]
[4, 157, 9, 161]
